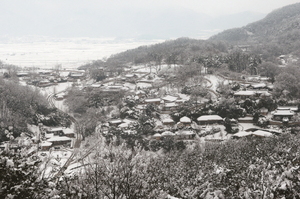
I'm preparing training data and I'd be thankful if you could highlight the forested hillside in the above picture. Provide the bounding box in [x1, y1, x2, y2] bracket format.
[0, 77, 70, 142]
[210, 3, 300, 58]
[97, 38, 228, 66]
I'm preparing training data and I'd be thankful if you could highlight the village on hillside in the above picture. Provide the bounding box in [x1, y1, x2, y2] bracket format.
[2, 57, 299, 159]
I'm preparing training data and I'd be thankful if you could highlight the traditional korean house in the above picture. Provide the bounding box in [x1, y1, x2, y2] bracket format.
[46, 127, 65, 136]
[175, 130, 195, 140]
[162, 118, 175, 126]
[163, 103, 178, 111]
[162, 95, 178, 103]
[234, 90, 257, 99]
[271, 110, 295, 121]
[197, 115, 223, 125]
[47, 136, 72, 146]
[144, 98, 161, 105]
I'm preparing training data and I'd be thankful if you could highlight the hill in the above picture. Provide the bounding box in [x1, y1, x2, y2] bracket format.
[78, 37, 228, 69]
[209, 3, 300, 57]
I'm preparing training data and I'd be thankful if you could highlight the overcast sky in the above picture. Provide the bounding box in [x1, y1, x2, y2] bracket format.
[171, 0, 300, 16]
[3, 0, 299, 16]
[1, 0, 300, 39]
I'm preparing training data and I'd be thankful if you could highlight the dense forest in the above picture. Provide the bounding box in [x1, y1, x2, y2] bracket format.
[2, 133, 300, 198]
[0, 76, 71, 142]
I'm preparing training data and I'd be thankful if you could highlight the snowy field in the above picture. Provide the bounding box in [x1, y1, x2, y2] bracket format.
[0, 37, 163, 69]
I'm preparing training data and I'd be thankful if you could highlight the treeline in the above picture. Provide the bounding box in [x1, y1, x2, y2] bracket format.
[89, 38, 228, 67]
[2, 133, 300, 198]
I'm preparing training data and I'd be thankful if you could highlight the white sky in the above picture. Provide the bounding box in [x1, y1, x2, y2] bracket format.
[3, 0, 300, 16]
[174, 0, 300, 16]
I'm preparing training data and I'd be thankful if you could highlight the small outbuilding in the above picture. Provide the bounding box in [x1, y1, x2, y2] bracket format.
[40, 141, 53, 151]
[63, 128, 75, 138]
[162, 118, 175, 125]
[108, 119, 123, 126]
[152, 133, 162, 140]
[180, 116, 192, 126]
[162, 95, 178, 103]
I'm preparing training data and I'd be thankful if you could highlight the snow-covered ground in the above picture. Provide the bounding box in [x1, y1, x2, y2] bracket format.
[38, 150, 73, 179]
[0, 37, 163, 69]
[39, 82, 73, 96]
[205, 74, 229, 92]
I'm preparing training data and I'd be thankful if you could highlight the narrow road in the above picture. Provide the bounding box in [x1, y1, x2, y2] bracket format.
[47, 93, 82, 179]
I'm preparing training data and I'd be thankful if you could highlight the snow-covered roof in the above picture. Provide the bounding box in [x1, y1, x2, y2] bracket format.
[252, 130, 273, 137]
[41, 141, 53, 147]
[272, 110, 294, 116]
[238, 117, 253, 121]
[153, 133, 162, 137]
[135, 90, 145, 94]
[109, 119, 123, 124]
[259, 107, 268, 112]
[63, 128, 74, 135]
[164, 103, 177, 108]
[45, 133, 54, 138]
[118, 123, 129, 128]
[176, 130, 195, 135]
[56, 94, 65, 99]
[125, 74, 135, 78]
[180, 116, 191, 123]
[260, 77, 270, 81]
[233, 131, 253, 137]
[197, 115, 223, 121]
[162, 95, 178, 102]
[277, 106, 298, 111]
[47, 136, 72, 142]
[175, 99, 185, 103]
[48, 127, 64, 132]
[107, 85, 123, 89]
[162, 118, 174, 123]
[234, 90, 256, 96]
[136, 104, 147, 110]
[251, 83, 266, 89]
[255, 90, 271, 96]
[145, 98, 161, 103]
[161, 131, 175, 136]
[91, 84, 102, 88]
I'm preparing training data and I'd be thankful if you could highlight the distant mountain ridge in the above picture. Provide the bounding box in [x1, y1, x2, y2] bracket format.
[0, 3, 265, 40]
[209, 2, 300, 52]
